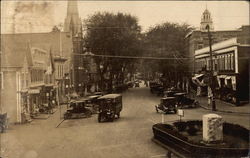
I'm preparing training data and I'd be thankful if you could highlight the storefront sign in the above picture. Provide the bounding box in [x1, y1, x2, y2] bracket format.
[178, 109, 184, 117]
[28, 89, 40, 94]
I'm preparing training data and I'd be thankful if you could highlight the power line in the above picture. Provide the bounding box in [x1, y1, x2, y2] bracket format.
[73, 53, 192, 60]
[73, 53, 250, 60]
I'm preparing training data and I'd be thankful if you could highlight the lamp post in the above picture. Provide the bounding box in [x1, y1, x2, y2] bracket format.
[206, 25, 216, 111]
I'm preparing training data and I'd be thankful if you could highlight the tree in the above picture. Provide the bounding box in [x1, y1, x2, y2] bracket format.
[83, 12, 142, 92]
[143, 22, 193, 87]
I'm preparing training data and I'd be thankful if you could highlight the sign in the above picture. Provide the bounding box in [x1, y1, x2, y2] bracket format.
[28, 89, 40, 94]
[178, 109, 184, 121]
[178, 109, 184, 117]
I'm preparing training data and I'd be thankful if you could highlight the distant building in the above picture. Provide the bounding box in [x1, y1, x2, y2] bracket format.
[64, 0, 82, 36]
[185, 7, 250, 75]
[200, 8, 214, 32]
[63, 0, 85, 94]
[194, 37, 249, 105]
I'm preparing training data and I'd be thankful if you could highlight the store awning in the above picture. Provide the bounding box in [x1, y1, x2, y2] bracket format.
[45, 84, 54, 87]
[28, 89, 40, 94]
[192, 74, 206, 87]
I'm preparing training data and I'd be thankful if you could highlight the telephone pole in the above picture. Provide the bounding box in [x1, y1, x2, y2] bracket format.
[206, 25, 216, 111]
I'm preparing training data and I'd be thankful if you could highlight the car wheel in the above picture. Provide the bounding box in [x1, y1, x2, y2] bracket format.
[110, 114, 115, 122]
[98, 113, 102, 122]
[193, 101, 199, 108]
[173, 109, 177, 114]
[232, 96, 237, 104]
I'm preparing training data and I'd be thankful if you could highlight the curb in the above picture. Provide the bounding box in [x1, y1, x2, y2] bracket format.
[199, 105, 250, 115]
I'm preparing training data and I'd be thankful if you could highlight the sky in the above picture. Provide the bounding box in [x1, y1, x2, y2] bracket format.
[1, 1, 249, 33]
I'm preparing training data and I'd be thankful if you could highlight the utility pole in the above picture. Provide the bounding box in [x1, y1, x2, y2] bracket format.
[206, 25, 216, 111]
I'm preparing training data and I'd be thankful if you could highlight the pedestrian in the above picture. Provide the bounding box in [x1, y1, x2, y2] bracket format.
[208, 86, 213, 107]
[144, 79, 148, 87]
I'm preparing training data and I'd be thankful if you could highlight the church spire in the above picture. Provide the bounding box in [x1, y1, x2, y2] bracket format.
[200, 7, 214, 32]
[64, 0, 82, 36]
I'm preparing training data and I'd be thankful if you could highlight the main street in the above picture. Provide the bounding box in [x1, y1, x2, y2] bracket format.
[1, 86, 249, 158]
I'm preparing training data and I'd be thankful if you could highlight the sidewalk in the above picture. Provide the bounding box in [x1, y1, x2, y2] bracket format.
[195, 96, 250, 114]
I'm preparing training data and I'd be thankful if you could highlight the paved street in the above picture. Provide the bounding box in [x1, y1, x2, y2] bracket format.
[1, 87, 249, 158]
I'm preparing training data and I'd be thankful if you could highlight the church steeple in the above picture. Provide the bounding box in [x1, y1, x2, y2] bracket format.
[64, 0, 82, 36]
[200, 8, 214, 32]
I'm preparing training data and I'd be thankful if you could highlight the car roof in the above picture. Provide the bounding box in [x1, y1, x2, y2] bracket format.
[161, 97, 176, 100]
[87, 95, 101, 99]
[70, 98, 87, 103]
[98, 94, 122, 99]
[174, 93, 186, 95]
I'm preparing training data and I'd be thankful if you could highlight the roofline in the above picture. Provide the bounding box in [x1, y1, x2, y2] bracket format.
[1, 31, 71, 36]
[185, 27, 242, 38]
[195, 37, 238, 55]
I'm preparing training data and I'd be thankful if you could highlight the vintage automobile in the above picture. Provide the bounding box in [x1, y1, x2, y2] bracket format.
[85, 95, 101, 114]
[155, 97, 177, 114]
[174, 92, 199, 108]
[134, 81, 140, 87]
[64, 99, 92, 119]
[163, 89, 179, 97]
[150, 82, 164, 96]
[97, 94, 123, 122]
[126, 81, 134, 88]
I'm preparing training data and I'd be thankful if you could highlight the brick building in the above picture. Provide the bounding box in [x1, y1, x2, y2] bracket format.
[185, 8, 250, 75]
[194, 37, 249, 105]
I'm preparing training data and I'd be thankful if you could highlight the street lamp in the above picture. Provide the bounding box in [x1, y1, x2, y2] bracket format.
[206, 24, 216, 111]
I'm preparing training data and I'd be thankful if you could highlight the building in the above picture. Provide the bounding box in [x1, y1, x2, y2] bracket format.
[200, 8, 214, 32]
[184, 7, 250, 75]
[64, 0, 84, 94]
[64, 0, 82, 36]
[194, 37, 249, 105]
[1, 32, 73, 103]
[1, 43, 32, 123]
[0, 40, 58, 123]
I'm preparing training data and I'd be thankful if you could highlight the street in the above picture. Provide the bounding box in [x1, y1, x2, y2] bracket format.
[1, 87, 249, 158]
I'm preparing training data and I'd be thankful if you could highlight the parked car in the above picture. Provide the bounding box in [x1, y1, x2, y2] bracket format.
[86, 95, 101, 114]
[64, 99, 92, 119]
[174, 93, 199, 108]
[155, 97, 177, 114]
[97, 94, 123, 122]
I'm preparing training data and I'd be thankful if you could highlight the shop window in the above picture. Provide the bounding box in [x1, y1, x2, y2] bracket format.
[227, 79, 232, 89]
[222, 55, 225, 70]
[231, 54, 234, 70]
[220, 78, 225, 88]
[225, 55, 228, 70]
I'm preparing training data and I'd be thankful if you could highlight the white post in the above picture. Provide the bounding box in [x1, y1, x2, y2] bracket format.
[161, 113, 164, 123]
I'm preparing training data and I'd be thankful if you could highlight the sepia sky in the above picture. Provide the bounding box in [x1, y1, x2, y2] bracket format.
[1, 1, 249, 33]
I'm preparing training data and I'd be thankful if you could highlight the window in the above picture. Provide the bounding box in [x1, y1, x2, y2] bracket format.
[57, 65, 60, 78]
[231, 54, 234, 70]
[228, 54, 231, 70]
[21, 73, 25, 89]
[0, 72, 3, 89]
[225, 55, 228, 70]
[61, 65, 64, 77]
[222, 55, 225, 70]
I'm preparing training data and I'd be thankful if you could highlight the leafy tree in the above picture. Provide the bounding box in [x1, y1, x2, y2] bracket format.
[143, 22, 193, 86]
[83, 12, 142, 91]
